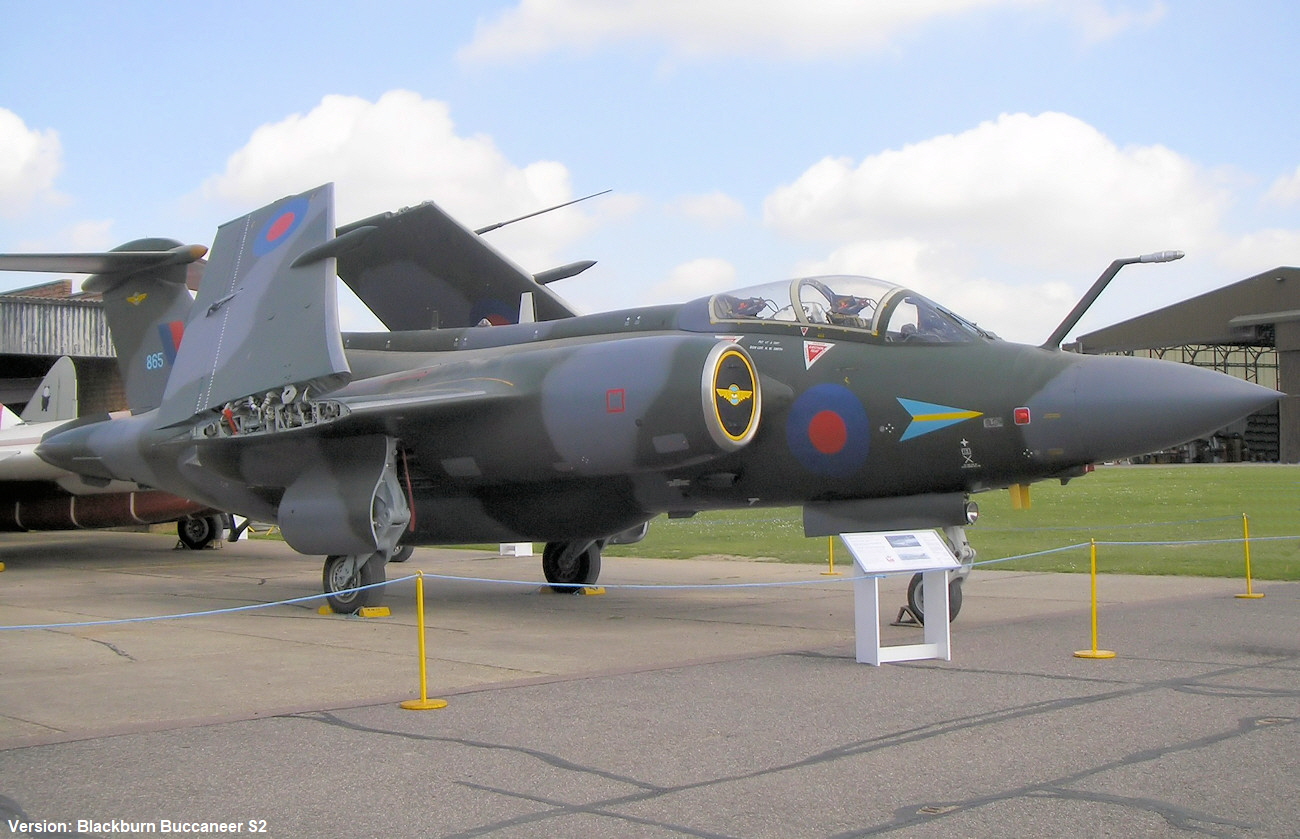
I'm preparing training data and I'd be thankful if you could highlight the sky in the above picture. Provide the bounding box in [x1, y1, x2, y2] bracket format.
[2, 0, 1299, 343]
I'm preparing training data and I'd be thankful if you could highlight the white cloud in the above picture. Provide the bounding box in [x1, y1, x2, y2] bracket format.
[1216, 229, 1300, 274]
[201, 90, 587, 272]
[1068, 0, 1166, 44]
[766, 112, 1227, 268]
[763, 112, 1245, 341]
[0, 108, 64, 218]
[792, 238, 1077, 342]
[64, 219, 116, 250]
[1264, 166, 1300, 207]
[460, 0, 1030, 61]
[669, 191, 746, 226]
[460, 0, 1162, 61]
[648, 257, 737, 303]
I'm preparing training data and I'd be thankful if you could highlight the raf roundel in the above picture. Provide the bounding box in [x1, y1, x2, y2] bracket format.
[785, 383, 871, 477]
[253, 196, 311, 256]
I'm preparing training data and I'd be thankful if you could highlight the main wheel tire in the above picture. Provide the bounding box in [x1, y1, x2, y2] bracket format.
[542, 541, 602, 593]
[389, 544, 414, 563]
[906, 573, 963, 625]
[323, 553, 386, 613]
[177, 515, 221, 550]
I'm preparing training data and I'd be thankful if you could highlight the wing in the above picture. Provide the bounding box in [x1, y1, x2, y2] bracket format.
[336, 200, 579, 330]
[155, 184, 351, 427]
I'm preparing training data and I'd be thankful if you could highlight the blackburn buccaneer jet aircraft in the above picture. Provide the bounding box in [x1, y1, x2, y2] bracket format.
[1, 184, 1279, 613]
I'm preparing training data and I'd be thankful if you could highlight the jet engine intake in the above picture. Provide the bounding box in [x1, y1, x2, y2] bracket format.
[539, 336, 762, 476]
[702, 341, 761, 451]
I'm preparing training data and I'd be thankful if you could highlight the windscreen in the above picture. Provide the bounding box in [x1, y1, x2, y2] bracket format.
[710, 276, 990, 343]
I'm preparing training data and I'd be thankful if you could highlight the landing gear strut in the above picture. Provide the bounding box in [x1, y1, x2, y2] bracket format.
[542, 540, 602, 593]
[905, 524, 975, 624]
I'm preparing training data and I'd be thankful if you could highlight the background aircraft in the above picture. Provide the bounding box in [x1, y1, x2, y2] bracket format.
[0, 291, 227, 548]
[3, 184, 1280, 613]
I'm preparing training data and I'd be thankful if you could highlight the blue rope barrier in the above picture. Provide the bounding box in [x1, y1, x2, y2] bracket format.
[3, 530, 1296, 632]
[975, 515, 1243, 534]
[0, 576, 418, 632]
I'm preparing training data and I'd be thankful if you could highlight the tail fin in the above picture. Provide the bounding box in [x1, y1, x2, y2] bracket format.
[19, 355, 78, 423]
[0, 240, 206, 414]
[154, 183, 351, 427]
[84, 239, 201, 413]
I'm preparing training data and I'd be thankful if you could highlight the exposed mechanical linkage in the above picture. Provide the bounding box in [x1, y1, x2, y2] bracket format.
[199, 384, 346, 439]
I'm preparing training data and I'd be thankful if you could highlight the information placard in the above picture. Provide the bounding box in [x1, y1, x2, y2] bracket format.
[839, 529, 956, 666]
[840, 530, 959, 575]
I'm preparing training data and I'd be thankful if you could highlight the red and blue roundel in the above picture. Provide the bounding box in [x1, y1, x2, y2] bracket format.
[785, 383, 871, 477]
[253, 196, 310, 256]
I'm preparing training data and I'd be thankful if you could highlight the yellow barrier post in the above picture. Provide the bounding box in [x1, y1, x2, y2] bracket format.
[821, 536, 841, 576]
[401, 572, 448, 710]
[1235, 513, 1265, 600]
[1074, 539, 1115, 659]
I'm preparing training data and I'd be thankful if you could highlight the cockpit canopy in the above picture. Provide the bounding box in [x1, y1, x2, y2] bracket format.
[710, 275, 992, 344]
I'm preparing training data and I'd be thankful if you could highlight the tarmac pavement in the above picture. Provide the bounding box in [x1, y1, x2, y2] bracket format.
[0, 530, 1296, 837]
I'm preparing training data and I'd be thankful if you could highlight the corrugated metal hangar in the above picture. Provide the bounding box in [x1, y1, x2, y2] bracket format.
[3, 267, 1298, 461]
[0, 280, 123, 416]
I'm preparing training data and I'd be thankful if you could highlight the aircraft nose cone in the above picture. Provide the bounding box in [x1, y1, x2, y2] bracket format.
[36, 420, 117, 480]
[1024, 354, 1282, 463]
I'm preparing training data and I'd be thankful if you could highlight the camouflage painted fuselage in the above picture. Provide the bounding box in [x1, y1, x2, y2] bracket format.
[322, 288, 1271, 544]
[31, 186, 1280, 564]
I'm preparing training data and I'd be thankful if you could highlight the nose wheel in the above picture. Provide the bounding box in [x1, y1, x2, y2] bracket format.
[906, 573, 963, 624]
[905, 523, 975, 624]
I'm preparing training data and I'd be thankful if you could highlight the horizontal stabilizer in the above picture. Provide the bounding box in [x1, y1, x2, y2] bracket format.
[0, 243, 206, 280]
[155, 184, 350, 427]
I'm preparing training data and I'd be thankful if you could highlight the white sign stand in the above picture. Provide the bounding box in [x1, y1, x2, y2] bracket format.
[839, 530, 958, 666]
[499, 543, 534, 557]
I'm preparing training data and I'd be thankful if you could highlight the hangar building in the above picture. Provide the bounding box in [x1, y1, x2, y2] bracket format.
[0, 280, 123, 416]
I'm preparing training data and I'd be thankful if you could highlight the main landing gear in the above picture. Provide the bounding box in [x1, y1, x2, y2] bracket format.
[541, 540, 603, 593]
[177, 515, 225, 550]
[321, 543, 413, 613]
[539, 523, 647, 592]
[905, 524, 975, 624]
[322, 551, 390, 613]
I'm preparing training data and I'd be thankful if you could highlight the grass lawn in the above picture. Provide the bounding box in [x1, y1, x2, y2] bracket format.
[605, 465, 1300, 580]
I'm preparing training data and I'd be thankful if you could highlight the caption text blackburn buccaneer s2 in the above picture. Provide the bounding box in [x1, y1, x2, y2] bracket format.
[1, 184, 1279, 612]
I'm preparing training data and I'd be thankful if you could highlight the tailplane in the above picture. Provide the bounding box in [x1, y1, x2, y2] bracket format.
[0, 240, 206, 414]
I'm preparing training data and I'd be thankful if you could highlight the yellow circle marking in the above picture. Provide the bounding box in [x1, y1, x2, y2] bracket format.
[712, 349, 758, 442]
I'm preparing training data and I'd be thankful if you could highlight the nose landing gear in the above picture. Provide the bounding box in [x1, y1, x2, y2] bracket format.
[905, 524, 974, 625]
